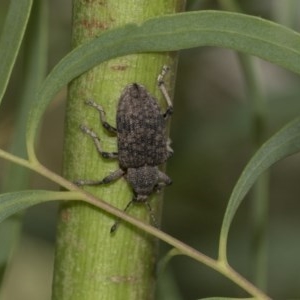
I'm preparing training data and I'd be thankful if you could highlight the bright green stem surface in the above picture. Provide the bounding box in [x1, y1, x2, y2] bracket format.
[52, 1, 184, 300]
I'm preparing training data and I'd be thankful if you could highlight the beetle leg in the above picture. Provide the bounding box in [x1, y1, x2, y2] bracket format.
[167, 138, 174, 158]
[154, 170, 172, 192]
[157, 65, 173, 120]
[80, 124, 118, 159]
[110, 199, 134, 233]
[74, 168, 125, 186]
[85, 99, 117, 134]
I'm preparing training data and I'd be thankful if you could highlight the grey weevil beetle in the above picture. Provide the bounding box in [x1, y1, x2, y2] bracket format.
[75, 66, 173, 232]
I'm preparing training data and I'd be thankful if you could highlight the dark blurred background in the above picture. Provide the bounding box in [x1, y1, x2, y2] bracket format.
[1, 0, 300, 299]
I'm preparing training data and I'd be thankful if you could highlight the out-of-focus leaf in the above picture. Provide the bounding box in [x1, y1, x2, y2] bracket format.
[219, 117, 300, 260]
[0, 0, 33, 104]
[0, 190, 81, 223]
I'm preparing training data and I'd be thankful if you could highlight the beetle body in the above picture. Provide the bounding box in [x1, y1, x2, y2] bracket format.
[117, 83, 169, 168]
[75, 66, 173, 231]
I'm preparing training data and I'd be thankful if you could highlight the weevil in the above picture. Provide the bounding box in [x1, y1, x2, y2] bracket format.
[75, 66, 173, 232]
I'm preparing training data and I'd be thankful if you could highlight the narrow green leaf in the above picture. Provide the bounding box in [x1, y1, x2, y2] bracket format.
[26, 10, 300, 158]
[0, 217, 21, 281]
[2, 0, 48, 188]
[219, 117, 300, 261]
[0, 1, 48, 284]
[157, 248, 182, 275]
[0, 190, 82, 223]
[0, 0, 33, 104]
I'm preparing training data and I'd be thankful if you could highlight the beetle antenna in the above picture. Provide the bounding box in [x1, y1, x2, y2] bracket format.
[110, 200, 133, 233]
[145, 201, 158, 228]
[110, 199, 159, 233]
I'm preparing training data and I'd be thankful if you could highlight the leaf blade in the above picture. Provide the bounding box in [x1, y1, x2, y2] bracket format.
[0, 0, 33, 104]
[219, 117, 300, 261]
[26, 10, 300, 157]
[0, 190, 82, 223]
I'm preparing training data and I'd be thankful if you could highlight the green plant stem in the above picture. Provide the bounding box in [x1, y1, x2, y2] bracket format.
[0, 147, 271, 299]
[52, 1, 185, 300]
